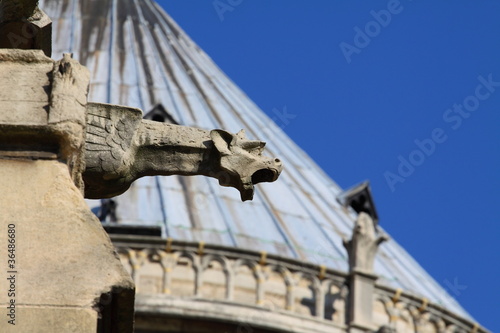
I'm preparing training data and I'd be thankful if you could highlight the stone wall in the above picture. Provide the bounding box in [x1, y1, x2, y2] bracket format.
[0, 49, 134, 333]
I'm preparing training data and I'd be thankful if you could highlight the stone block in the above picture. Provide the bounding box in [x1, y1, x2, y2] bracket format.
[0, 158, 135, 332]
[0, 49, 52, 126]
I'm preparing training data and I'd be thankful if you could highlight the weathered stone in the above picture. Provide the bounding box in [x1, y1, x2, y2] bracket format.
[83, 102, 283, 201]
[0, 43, 282, 332]
[0, 49, 134, 332]
[343, 212, 388, 332]
[343, 212, 388, 274]
[0, 0, 52, 56]
[0, 159, 134, 332]
[0, 49, 52, 125]
[49, 53, 90, 191]
[377, 325, 396, 333]
[0, 50, 89, 191]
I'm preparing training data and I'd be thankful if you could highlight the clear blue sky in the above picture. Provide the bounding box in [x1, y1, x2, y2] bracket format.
[159, 1, 500, 330]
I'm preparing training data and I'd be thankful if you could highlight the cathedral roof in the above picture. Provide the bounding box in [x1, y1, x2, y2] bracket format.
[41, 0, 471, 320]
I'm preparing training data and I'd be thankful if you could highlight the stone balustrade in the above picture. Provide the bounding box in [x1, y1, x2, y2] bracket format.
[111, 235, 486, 333]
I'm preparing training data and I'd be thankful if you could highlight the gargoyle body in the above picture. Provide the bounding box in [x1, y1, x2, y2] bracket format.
[343, 212, 388, 273]
[83, 103, 282, 201]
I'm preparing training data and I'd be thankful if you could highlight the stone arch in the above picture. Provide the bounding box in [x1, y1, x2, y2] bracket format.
[151, 249, 177, 294]
[322, 279, 345, 323]
[412, 309, 440, 333]
[292, 271, 322, 317]
[233, 258, 261, 305]
[200, 254, 232, 300]
[260, 264, 292, 311]
[135, 249, 163, 294]
[373, 294, 392, 328]
[390, 301, 415, 333]
[169, 250, 199, 297]
[124, 248, 149, 283]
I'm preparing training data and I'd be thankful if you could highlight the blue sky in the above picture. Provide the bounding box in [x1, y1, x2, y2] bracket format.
[159, 1, 500, 330]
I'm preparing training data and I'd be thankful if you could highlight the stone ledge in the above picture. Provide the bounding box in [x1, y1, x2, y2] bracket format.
[135, 295, 345, 333]
[1, 306, 97, 333]
[0, 49, 52, 63]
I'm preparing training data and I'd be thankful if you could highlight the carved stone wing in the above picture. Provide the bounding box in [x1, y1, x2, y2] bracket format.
[85, 103, 142, 177]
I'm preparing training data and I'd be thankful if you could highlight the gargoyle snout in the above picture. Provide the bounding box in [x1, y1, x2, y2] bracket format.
[233, 156, 283, 202]
[210, 129, 284, 201]
[251, 157, 283, 185]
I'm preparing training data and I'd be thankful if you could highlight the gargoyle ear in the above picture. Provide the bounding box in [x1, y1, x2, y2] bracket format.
[210, 129, 236, 155]
[236, 129, 247, 140]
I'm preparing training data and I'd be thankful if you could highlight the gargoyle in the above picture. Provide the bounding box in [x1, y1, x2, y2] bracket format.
[83, 103, 283, 201]
[343, 212, 388, 273]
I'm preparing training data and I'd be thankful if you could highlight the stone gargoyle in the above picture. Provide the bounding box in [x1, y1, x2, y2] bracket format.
[83, 103, 283, 201]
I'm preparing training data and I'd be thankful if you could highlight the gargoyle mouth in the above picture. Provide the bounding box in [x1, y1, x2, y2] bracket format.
[251, 168, 279, 185]
[236, 169, 280, 202]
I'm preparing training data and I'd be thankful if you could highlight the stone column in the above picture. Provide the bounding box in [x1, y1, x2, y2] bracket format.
[347, 269, 379, 332]
[0, 49, 134, 332]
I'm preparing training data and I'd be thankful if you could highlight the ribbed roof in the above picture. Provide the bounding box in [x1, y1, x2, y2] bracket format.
[41, 0, 471, 320]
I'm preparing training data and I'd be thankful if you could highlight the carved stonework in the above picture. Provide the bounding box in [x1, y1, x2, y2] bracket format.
[83, 103, 283, 201]
[343, 212, 388, 274]
[0, 50, 89, 192]
[343, 212, 388, 332]
[0, 49, 134, 332]
[111, 236, 488, 333]
[49, 53, 90, 191]
[116, 240, 346, 322]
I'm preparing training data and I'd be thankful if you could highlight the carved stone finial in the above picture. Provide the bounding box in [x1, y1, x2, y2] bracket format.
[343, 212, 388, 274]
[344, 212, 388, 332]
[0, 0, 52, 56]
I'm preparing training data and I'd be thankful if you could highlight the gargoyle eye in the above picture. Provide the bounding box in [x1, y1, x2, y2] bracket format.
[241, 141, 266, 152]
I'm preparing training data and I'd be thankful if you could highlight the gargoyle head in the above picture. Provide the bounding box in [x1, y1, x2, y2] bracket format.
[210, 129, 283, 201]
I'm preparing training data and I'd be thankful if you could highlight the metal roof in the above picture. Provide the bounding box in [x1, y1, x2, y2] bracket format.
[41, 0, 471, 320]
